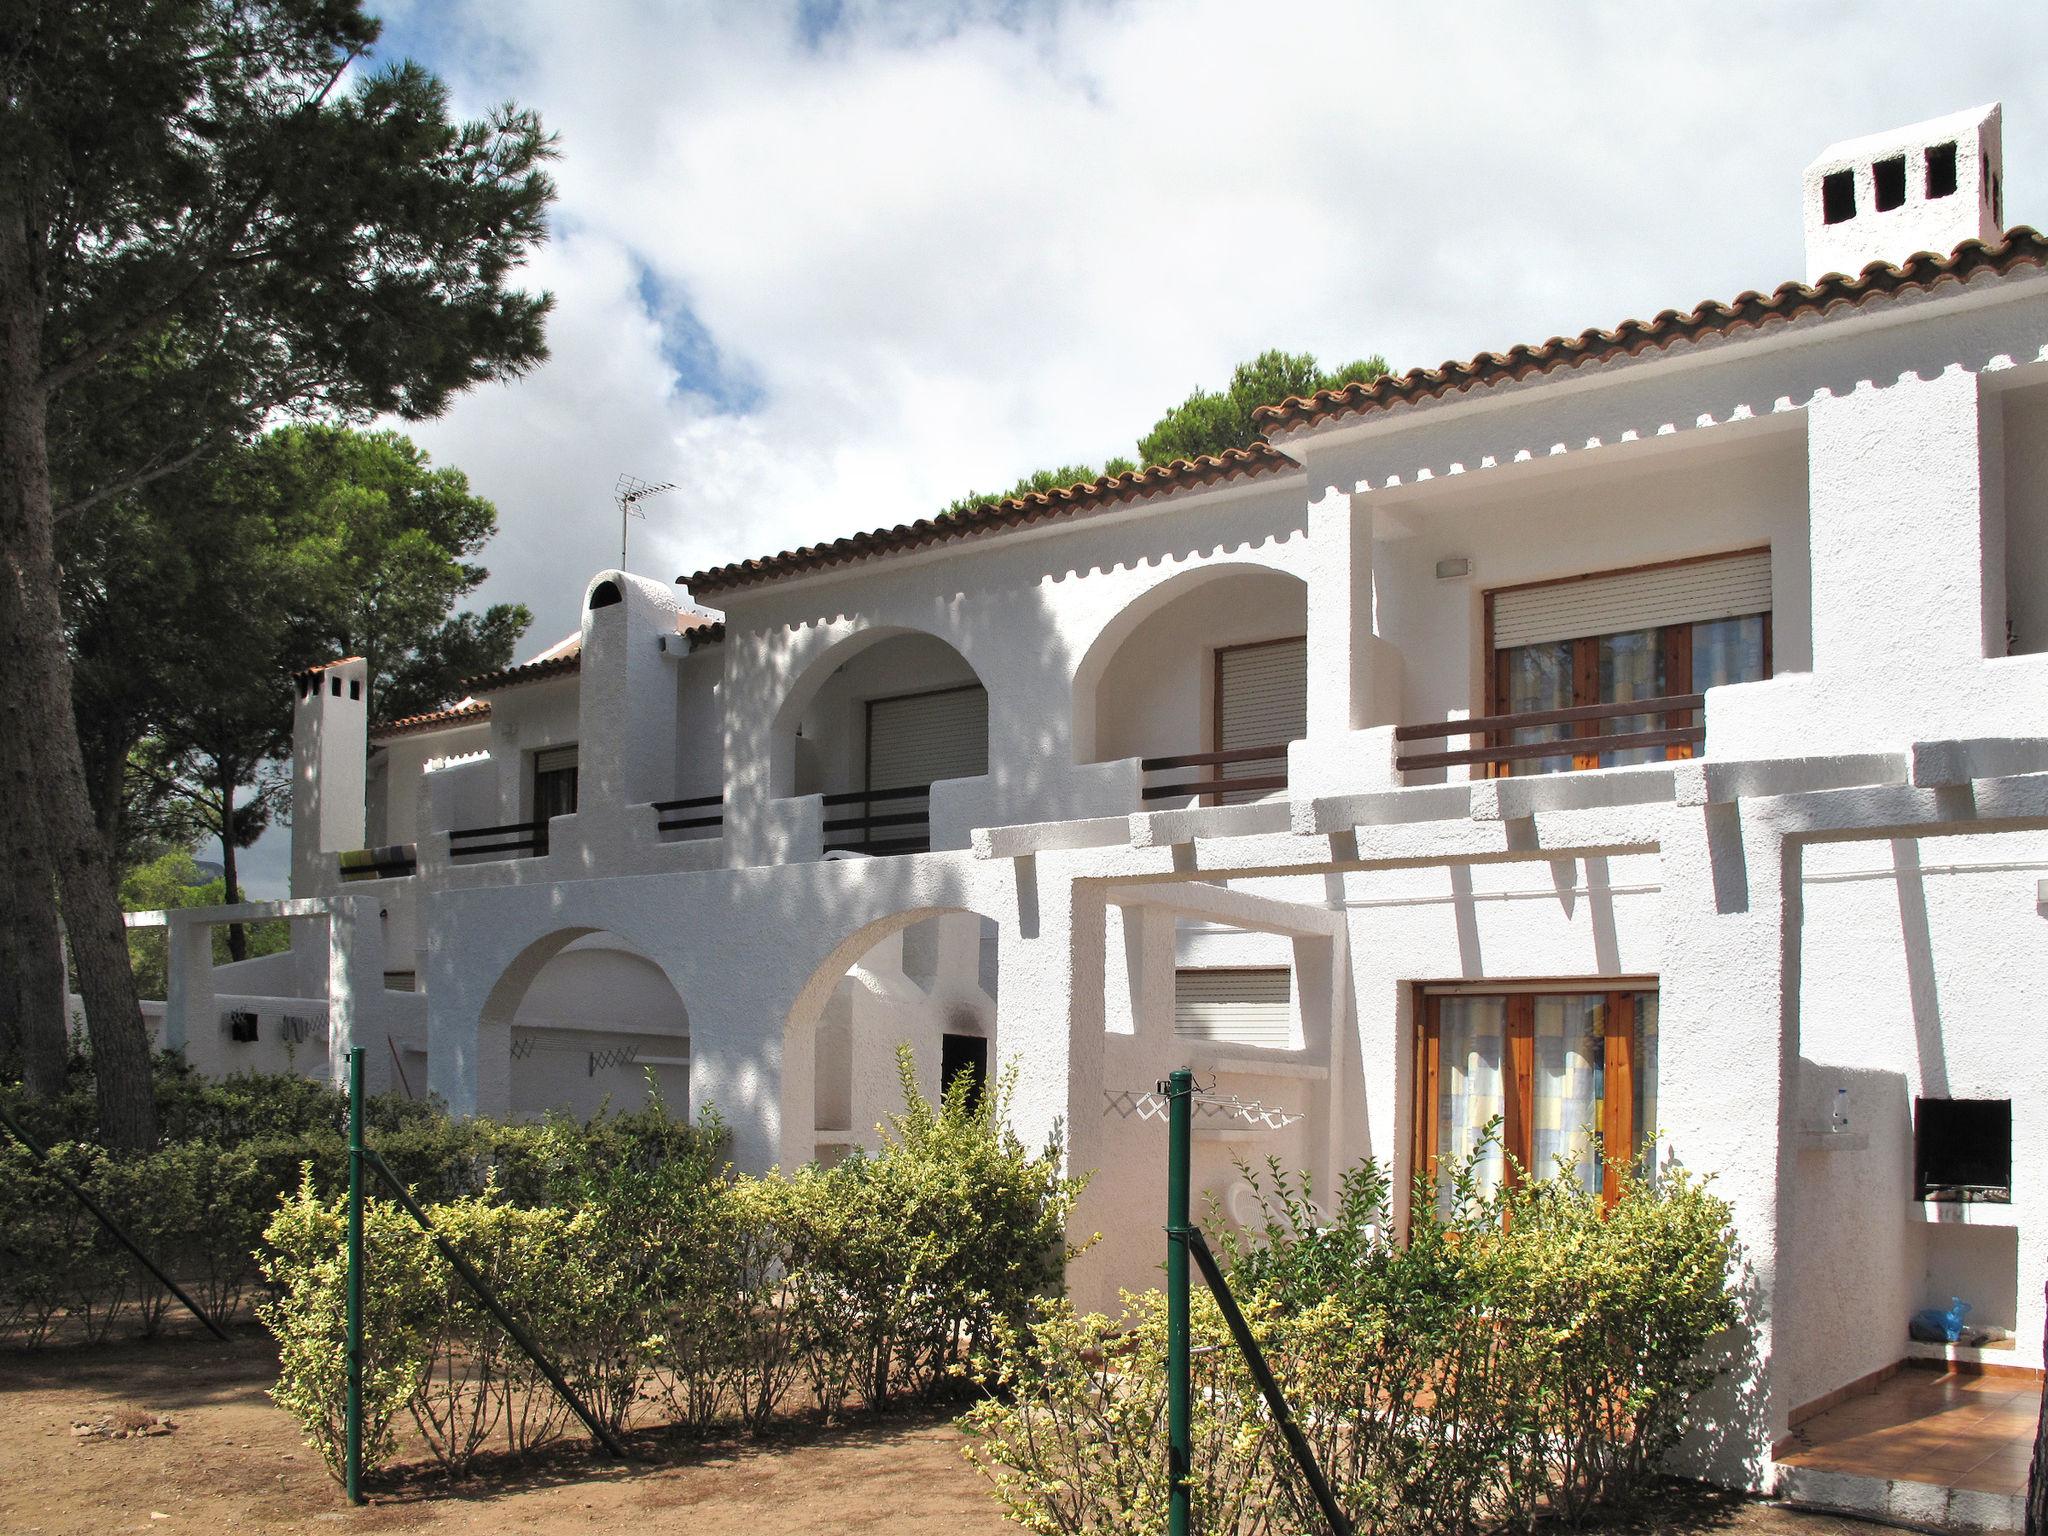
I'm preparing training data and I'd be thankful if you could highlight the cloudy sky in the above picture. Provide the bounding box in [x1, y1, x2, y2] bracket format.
[240, 0, 2046, 892]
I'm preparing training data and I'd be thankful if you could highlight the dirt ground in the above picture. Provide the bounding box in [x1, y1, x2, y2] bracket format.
[0, 1326, 1901, 1536]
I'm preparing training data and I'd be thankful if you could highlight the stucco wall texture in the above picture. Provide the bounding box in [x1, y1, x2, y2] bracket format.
[138, 107, 2048, 1494]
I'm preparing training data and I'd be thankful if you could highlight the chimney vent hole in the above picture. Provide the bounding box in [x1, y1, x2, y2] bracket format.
[588, 579, 623, 610]
[1873, 155, 1906, 212]
[1925, 142, 1958, 200]
[1821, 170, 1856, 225]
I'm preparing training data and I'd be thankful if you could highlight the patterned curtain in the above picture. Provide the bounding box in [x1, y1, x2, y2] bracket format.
[1435, 996, 1506, 1216]
[1531, 994, 1603, 1193]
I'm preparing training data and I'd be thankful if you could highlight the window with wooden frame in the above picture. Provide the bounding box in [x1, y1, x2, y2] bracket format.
[1486, 550, 1772, 775]
[1211, 636, 1307, 804]
[1413, 985, 1659, 1216]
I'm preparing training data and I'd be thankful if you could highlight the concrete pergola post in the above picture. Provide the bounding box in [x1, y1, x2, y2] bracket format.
[1657, 804, 1797, 1486]
[163, 915, 219, 1076]
[325, 897, 389, 1095]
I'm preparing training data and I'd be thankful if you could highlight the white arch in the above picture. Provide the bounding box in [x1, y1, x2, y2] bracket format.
[477, 925, 692, 1123]
[763, 624, 991, 799]
[776, 903, 997, 1167]
[1069, 559, 1310, 762]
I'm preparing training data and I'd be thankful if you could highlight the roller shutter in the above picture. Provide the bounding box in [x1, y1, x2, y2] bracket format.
[1492, 551, 1771, 649]
[1174, 968, 1294, 1048]
[1216, 638, 1306, 802]
[866, 685, 989, 790]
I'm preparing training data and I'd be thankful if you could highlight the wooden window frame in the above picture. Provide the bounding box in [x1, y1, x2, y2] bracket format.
[1208, 634, 1308, 807]
[1481, 550, 1774, 777]
[1411, 983, 1653, 1216]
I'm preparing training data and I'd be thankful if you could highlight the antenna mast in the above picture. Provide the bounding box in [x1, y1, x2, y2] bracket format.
[614, 474, 677, 573]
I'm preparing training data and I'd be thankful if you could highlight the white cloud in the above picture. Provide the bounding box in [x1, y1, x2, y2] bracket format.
[234, 0, 2045, 897]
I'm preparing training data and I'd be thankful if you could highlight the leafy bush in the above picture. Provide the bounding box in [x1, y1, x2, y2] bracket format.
[961, 1143, 1742, 1535]
[251, 1051, 1084, 1485]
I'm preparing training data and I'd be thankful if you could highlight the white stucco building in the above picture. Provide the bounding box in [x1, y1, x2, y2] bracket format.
[142, 104, 2047, 1509]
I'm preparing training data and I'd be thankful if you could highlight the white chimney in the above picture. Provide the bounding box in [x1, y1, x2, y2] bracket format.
[1803, 103, 2004, 285]
[291, 656, 369, 892]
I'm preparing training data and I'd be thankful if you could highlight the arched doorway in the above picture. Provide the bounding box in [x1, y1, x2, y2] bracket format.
[778, 907, 998, 1167]
[477, 928, 691, 1123]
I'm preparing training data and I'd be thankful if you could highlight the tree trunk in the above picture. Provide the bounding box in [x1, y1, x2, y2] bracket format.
[220, 756, 246, 963]
[0, 728, 71, 1099]
[0, 176, 156, 1150]
[2028, 1278, 2046, 1535]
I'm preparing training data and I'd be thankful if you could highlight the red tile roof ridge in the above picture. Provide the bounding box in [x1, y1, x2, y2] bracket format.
[370, 700, 491, 740]
[1254, 228, 2048, 436]
[680, 442, 1294, 596]
[461, 648, 581, 694]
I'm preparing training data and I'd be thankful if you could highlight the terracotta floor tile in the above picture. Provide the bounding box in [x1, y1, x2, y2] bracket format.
[1788, 1371, 2039, 1493]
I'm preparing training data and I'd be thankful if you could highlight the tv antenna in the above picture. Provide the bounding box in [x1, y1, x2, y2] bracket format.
[614, 474, 677, 572]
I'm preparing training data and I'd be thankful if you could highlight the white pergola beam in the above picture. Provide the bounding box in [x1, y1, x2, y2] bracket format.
[1106, 879, 1344, 939]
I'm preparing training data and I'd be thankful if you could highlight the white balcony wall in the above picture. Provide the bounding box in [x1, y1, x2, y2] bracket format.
[486, 674, 579, 824]
[1371, 425, 1813, 748]
[367, 719, 490, 849]
[710, 472, 1315, 866]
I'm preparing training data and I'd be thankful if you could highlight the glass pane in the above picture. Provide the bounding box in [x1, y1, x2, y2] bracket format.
[1500, 641, 1573, 776]
[1531, 994, 1603, 1194]
[1596, 629, 1666, 767]
[1436, 997, 1507, 1216]
[1692, 614, 1767, 692]
[1634, 991, 1659, 1183]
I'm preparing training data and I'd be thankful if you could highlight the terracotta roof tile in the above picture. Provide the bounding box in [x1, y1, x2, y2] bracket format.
[1253, 229, 2048, 437]
[680, 231, 2047, 600]
[370, 700, 491, 741]
[461, 646, 582, 694]
[680, 444, 1295, 596]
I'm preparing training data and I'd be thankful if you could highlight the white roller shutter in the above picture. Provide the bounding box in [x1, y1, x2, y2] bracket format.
[867, 685, 988, 790]
[1174, 968, 1294, 1048]
[1492, 551, 1771, 649]
[1216, 638, 1305, 803]
[1217, 638, 1308, 751]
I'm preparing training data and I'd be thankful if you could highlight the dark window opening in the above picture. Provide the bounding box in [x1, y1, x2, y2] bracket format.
[1822, 169, 1856, 225]
[330, 675, 342, 696]
[1873, 156, 1906, 212]
[531, 746, 578, 856]
[1915, 1097, 2011, 1202]
[941, 1032, 988, 1110]
[348, 679, 361, 701]
[228, 1011, 259, 1043]
[588, 579, 623, 610]
[1925, 142, 1958, 199]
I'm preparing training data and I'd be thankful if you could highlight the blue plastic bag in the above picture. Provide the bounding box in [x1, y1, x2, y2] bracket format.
[1909, 1297, 1972, 1343]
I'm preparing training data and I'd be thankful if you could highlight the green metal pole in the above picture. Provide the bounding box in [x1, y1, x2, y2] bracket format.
[1166, 1068, 1192, 1536]
[345, 1046, 364, 1506]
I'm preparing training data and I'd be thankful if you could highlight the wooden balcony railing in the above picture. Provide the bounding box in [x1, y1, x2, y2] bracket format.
[1140, 744, 1290, 803]
[1396, 693, 1705, 775]
[652, 794, 723, 839]
[822, 783, 933, 855]
[449, 819, 547, 860]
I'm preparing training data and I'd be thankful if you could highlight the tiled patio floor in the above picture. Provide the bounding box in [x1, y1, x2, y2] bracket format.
[1779, 1365, 2040, 1497]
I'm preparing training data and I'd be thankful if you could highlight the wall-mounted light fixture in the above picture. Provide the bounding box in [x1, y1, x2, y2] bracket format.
[1435, 556, 1472, 581]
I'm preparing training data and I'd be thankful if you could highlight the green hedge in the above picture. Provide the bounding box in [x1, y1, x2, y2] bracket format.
[253, 1050, 1082, 1482]
[0, 1052, 737, 1348]
[960, 1146, 1744, 1534]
